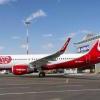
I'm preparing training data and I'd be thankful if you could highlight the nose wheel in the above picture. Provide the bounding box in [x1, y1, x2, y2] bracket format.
[39, 71, 45, 77]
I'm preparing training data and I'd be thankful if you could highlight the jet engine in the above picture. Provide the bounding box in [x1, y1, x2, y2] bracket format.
[12, 64, 34, 75]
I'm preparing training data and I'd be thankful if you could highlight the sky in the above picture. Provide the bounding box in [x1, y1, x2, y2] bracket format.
[0, 0, 100, 54]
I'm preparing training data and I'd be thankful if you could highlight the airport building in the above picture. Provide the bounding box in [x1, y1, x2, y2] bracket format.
[74, 33, 100, 74]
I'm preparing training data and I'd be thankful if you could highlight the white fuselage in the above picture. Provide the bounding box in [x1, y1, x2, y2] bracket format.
[0, 53, 85, 69]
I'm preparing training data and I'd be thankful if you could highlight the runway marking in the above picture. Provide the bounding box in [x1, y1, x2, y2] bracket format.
[51, 85, 83, 88]
[0, 82, 76, 86]
[0, 87, 29, 89]
[0, 83, 82, 87]
[0, 83, 62, 86]
[0, 88, 100, 96]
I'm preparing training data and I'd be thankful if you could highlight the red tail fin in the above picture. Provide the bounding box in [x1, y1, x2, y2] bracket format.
[88, 39, 100, 57]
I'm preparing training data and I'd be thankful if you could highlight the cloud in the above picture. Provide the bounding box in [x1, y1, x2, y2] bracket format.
[25, 9, 47, 22]
[77, 30, 92, 34]
[21, 44, 27, 49]
[11, 36, 20, 40]
[64, 30, 93, 39]
[59, 32, 75, 41]
[0, 0, 16, 5]
[42, 34, 53, 38]
[42, 43, 53, 49]
[65, 32, 75, 38]
[0, 46, 4, 51]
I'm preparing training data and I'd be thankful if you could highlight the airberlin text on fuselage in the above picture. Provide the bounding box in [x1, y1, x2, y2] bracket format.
[0, 56, 12, 64]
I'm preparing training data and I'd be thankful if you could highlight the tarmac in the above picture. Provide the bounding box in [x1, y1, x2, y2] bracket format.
[0, 74, 100, 100]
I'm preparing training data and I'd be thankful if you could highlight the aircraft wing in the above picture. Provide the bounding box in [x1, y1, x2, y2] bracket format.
[30, 37, 71, 70]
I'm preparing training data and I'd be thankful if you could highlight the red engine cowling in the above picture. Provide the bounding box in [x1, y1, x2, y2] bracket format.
[12, 65, 34, 75]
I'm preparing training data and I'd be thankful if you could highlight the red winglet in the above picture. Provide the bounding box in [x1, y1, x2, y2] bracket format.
[60, 37, 71, 53]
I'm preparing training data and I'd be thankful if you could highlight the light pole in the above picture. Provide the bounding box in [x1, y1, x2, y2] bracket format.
[24, 21, 31, 55]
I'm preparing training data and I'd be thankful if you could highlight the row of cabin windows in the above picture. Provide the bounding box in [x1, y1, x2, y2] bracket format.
[12, 58, 38, 61]
[57, 58, 73, 60]
[12, 58, 73, 61]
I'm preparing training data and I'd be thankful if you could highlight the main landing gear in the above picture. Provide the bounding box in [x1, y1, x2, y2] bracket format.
[39, 71, 46, 77]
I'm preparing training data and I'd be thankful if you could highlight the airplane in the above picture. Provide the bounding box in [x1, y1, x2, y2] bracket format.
[0, 37, 71, 77]
[42, 39, 100, 73]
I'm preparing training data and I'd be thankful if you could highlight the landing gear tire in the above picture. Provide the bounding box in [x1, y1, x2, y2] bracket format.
[39, 71, 45, 77]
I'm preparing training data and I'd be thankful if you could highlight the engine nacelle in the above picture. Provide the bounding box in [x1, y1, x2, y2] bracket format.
[12, 65, 34, 75]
